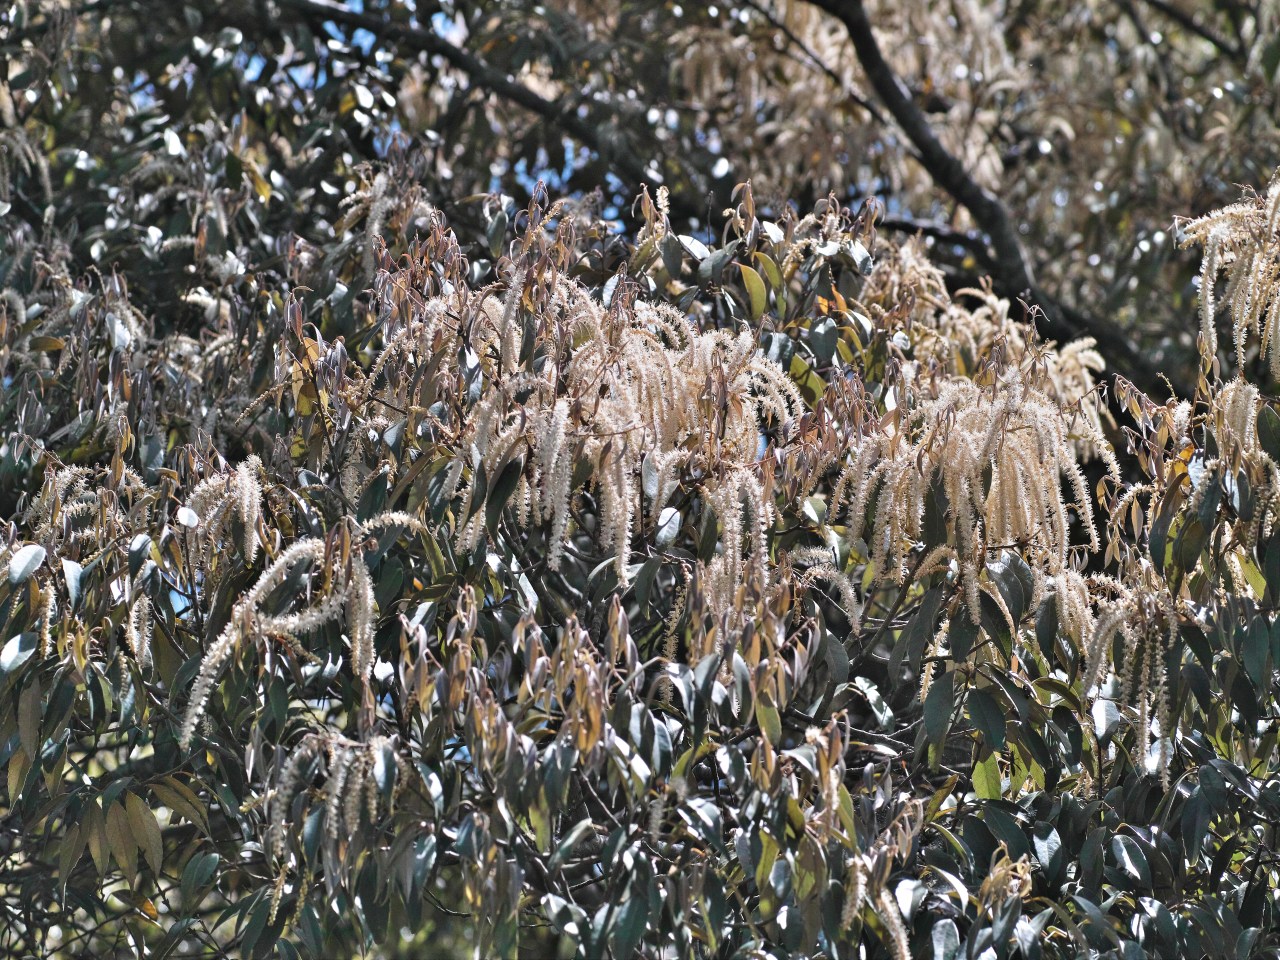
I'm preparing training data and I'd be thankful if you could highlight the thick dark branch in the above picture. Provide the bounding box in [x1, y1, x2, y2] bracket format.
[278, 0, 654, 188]
[809, 0, 1181, 396]
[808, 0, 1035, 297]
[877, 216, 993, 265]
[1134, 0, 1244, 62]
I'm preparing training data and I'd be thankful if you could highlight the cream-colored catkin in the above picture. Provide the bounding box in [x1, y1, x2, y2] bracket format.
[348, 558, 376, 690]
[647, 790, 666, 845]
[237, 456, 262, 563]
[287, 868, 310, 931]
[325, 747, 353, 842]
[39, 587, 55, 658]
[1082, 604, 1126, 694]
[180, 539, 344, 748]
[268, 864, 289, 925]
[179, 612, 246, 749]
[126, 593, 153, 668]
[272, 742, 317, 860]
[841, 857, 867, 929]
[875, 886, 911, 960]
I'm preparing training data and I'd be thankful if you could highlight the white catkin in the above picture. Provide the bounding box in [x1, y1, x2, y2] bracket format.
[126, 593, 153, 668]
[348, 558, 376, 689]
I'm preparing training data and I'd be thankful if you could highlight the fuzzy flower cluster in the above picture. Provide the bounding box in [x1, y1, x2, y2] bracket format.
[177, 513, 422, 749]
[840, 798, 923, 960]
[183, 454, 263, 577]
[861, 242, 1111, 460]
[1082, 562, 1179, 787]
[834, 372, 1112, 623]
[1181, 171, 1280, 371]
[370, 272, 803, 590]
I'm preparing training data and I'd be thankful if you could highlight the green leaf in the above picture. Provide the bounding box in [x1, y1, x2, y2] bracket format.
[225, 152, 243, 188]
[1259, 404, 1280, 462]
[373, 740, 398, 799]
[982, 804, 1029, 861]
[950, 615, 978, 661]
[0, 633, 37, 678]
[808, 317, 838, 365]
[987, 552, 1033, 627]
[548, 819, 597, 872]
[967, 689, 1007, 751]
[105, 801, 138, 885]
[1111, 835, 1152, 888]
[1032, 821, 1064, 884]
[485, 455, 524, 531]
[1174, 517, 1208, 574]
[660, 232, 684, 276]
[697, 244, 735, 286]
[932, 918, 961, 960]
[802, 496, 826, 526]
[755, 699, 782, 745]
[923, 670, 954, 750]
[892, 585, 943, 677]
[788, 352, 827, 403]
[611, 895, 648, 960]
[128, 534, 152, 579]
[181, 851, 220, 903]
[151, 777, 211, 835]
[755, 829, 779, 892]
[1035, 594, 1059, 667]
[18, 680, 41, 760]
[486, 209, 508, 259]
[1243, 613, 1270, 687]
[62, 558, 84, 611]
[678, 235, 710, 261]
[8, 544, 45, 584]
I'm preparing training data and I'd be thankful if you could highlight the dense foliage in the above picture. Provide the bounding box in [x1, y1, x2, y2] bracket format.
[5, 2, 1280, 959]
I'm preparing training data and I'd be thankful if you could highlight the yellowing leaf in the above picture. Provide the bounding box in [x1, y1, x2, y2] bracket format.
[752, 251, 782, 291]
[18, 680, 41, 761]
[58, 821, 85, 882]
[7, 749, 30, 801]
[151, 776, 211, 835]
[973, 751, 1003, 800]
[1239, 554, 1267, 596]
[126, 792, 163, 877]
[739, 263, 767, 321]
[755, 829, 779, 891]
[755, 699, 782, 745]
[85, 801, 109, 875]
[105, 801, 138, 885]
[249, 166, 272, 203]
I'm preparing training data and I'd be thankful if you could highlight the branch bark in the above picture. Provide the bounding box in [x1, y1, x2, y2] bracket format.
[1134, 0, 1244, 63]
[808, 0, 1182, 397]
[278, 0, 655, 189]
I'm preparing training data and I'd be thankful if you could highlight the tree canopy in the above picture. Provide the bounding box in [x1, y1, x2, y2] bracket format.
[5, 2, 1280, 958]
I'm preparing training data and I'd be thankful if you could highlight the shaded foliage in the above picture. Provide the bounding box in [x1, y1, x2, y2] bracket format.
[4, 3, 1280, 960]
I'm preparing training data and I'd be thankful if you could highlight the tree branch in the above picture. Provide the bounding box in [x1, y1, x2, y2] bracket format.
[1134, 0, 1244, 63]
[278, 0, 655, 189]
[738, 0, 889, 128]
[807, 0, 1035, 296]
[808, 0, 1182, 396]
[876, 216, 994, 265]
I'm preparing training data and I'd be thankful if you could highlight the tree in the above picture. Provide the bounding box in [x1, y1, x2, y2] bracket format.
[3, 1, 1280, 958]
